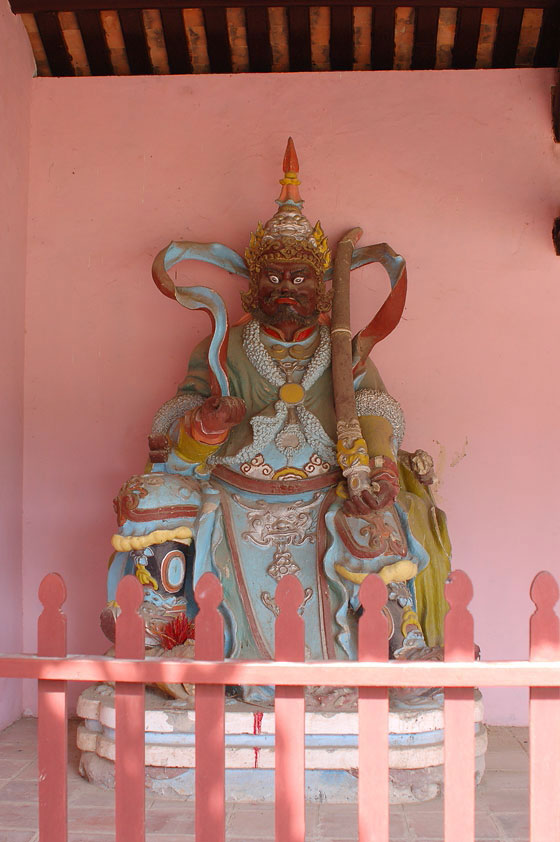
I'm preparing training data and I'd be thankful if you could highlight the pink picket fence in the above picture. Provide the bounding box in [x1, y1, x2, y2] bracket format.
[1, 568, 559, 842]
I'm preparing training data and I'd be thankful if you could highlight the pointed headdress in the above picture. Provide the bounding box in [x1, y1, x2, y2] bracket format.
[244, 138, 331, 280]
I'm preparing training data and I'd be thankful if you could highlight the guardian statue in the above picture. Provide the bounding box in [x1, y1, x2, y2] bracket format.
[102, 139, 451, 704]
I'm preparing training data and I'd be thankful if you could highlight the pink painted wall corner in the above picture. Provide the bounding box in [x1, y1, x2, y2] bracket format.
[0, 0, 35, 728]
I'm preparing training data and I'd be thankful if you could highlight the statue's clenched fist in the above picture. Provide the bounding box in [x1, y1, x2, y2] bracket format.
[195, 395, 246, 437]
[343, 457, 400, 516]
[409, 449, 435, 485]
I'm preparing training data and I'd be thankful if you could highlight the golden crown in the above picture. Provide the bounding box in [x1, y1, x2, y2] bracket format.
[245, 218, 331, 277]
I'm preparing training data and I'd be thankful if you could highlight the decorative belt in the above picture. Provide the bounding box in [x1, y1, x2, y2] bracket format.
[211, 464, 342, 496]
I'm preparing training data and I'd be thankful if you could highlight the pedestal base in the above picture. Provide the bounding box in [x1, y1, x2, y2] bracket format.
[77, 684, 487, 804]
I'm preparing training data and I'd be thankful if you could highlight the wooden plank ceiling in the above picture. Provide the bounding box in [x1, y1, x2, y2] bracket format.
[9, 0, 560, 76]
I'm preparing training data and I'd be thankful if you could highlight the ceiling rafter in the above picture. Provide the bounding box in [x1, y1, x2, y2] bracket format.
[11, 0, 560, 11]
[11, 0, 560, 78]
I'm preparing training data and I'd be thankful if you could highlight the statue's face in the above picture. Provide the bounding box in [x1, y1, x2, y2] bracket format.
[254, 261, 319, 328]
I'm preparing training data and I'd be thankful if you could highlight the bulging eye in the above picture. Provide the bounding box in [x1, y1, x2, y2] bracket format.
[269, 275, 280, 284]
[293, 276, 305, 285]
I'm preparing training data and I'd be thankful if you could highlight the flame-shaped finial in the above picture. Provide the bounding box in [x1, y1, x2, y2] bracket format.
[283, 136, 299, 175]
[277, 137, 303, 208]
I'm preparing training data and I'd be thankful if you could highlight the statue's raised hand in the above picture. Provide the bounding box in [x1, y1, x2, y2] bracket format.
[343, 457, 400, 517]
[195, 395, 246, 437]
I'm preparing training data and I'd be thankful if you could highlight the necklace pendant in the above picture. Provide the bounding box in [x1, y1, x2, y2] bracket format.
[278, 382, 305, 405]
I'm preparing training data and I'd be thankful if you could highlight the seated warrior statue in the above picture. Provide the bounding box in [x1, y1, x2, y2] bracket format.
[103, 139, 451, 703]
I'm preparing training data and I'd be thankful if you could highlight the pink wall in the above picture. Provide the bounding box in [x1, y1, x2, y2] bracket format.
[0, 0, 34, 728]
[23, 68, 559, 723]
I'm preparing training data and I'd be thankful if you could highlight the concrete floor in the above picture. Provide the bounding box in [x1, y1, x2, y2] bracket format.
[0, 717, 529, 841]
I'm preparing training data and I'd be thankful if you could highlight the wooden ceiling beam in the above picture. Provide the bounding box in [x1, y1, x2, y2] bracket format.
[550, 32, 559, 253]
[34, 10, 74, 73]
[371, 6, 394, 70]
[534, 5, 560, 67]
[492, 6, 523, 66]
[10, 0, 559, 15]
[117, 8, 152, 72]
[75, 9, 113, 73]
[245, 5, 273, 72]
[202, 6, 232, 72]
[411, 6, 439, 69]
[160, 7, 193, 73]
[330, 5, 354, 70]
[452, 6, 481, 68]
[287, 5, 311, 71]
[553, 51, 560, 142]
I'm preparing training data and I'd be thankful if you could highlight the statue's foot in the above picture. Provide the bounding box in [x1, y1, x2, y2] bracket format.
[389, 644, 444, 705]
[305, 685, 358, 711]
[235, 684, 276, 708]
[394, 645, 443, 662]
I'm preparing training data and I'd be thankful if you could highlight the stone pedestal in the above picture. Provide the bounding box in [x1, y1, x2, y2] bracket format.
[77, 684, 486, 804]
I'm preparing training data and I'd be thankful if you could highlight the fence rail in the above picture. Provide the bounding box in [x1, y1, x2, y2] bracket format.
[3, 656, 560, 684]
[0, 567, 559, 842]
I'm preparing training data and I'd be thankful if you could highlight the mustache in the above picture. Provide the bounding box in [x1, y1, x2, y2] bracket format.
[269, 293, 305, 303]
[251, 305, 318, 327]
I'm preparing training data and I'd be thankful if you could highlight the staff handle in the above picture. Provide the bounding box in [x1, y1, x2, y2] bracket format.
[331, 228, 372, 498]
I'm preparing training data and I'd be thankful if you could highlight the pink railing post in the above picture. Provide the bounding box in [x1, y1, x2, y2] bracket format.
[274, 574, 305, 842]
[444, 569, 475, 842]
[115, 575, 146, 842]
[358, 573, 389, 842]
[194, 572, 225, 842]
[37, 573, 68, 842]
[529, 571, 560, 842]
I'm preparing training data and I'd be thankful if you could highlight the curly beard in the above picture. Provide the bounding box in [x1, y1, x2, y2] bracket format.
[250, 303, 319, 328]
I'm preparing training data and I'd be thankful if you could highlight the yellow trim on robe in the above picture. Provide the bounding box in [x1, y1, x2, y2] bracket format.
[334, 559, 418, 586]
[111, 526, 192, 552]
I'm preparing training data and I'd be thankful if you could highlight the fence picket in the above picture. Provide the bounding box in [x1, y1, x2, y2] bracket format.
[115, 575, 146, 842]
[358, 574, 389, 842]
[37, 573, 68, 842]
[529, 571, 560, 842]
[444, 570, 475, 842]
[274, 574, 305, 842]
[194, 572, 225, 842]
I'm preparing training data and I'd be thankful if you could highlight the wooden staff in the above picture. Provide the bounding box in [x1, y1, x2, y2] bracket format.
[331, 227, 373, 498]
